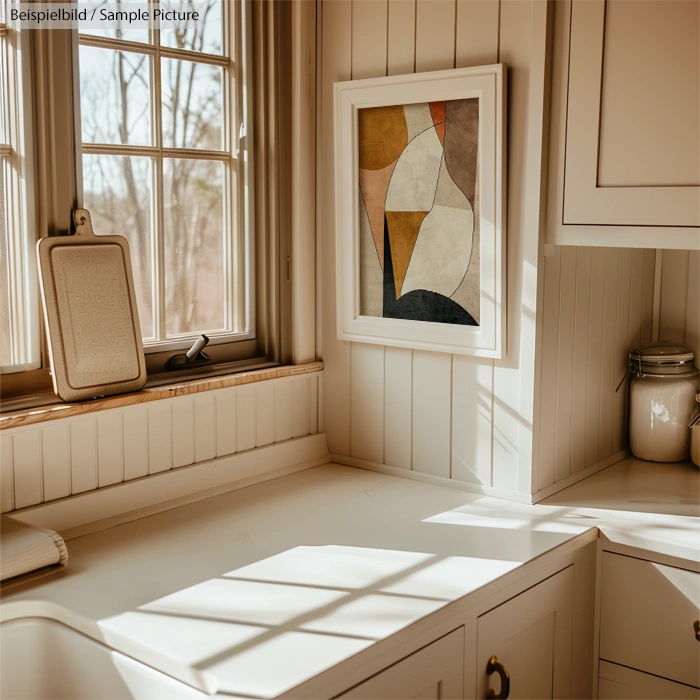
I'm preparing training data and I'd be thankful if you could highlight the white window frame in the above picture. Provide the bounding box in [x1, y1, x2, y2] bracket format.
[75, 0, 256, 355]
[0, 8, 40, 375]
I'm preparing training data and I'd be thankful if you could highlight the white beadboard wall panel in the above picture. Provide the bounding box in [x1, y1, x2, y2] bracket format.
[350, 344, 385, 464]
[194, 393, 217, 461]
[534, 247, 656, 500]
[321, 0, 551, 500]
[41, 422, 71, 502]
[171, 398, 195, 469]
[685, 251, 700, 358]
[1, 373, 323, 512]
[384, 347, 412, 470]
[148, 401, 173, 474]
[12, 431, 43, 509]
[412, 351, 452, 478]
[70, 419, 98, 495]
[215, 390, 237, 457]
[122, 406, 149, 481]
[640, 249, 656, 346]
[659, 250, 690, 345]
[97, 411, 123, 487]
[255, 383, 275, 448]
[236, 385, 257, 452]
[274, 380, 294, 443]
[1, 433, 14, 512]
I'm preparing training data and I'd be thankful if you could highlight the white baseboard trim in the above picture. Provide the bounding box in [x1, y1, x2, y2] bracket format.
[531, 449, 630, 503]
[15, 434, 330, 535]
[330, 454, 535, 505]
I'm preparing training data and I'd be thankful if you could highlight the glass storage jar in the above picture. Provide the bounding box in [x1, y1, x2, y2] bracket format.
[628, 341, 699, 463]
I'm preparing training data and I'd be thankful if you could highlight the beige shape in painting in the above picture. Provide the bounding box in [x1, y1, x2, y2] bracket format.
[401, 204, 474, 299]
[403, 103, 434, 142]
[434, 158, 470, 210]
[359, 162, 395, 268]
[385, 126, 443, 212]
[359, 193, 383, 317]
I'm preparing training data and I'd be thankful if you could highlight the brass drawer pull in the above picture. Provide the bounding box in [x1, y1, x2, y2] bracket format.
[486, 655, 510, 699]
[695, 620, 700, 641]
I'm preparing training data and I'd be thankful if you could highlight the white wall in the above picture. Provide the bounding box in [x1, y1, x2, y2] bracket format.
[319, 0, 551, 500]
[534, 247, 699, 500]
[0, 373, 322, 513]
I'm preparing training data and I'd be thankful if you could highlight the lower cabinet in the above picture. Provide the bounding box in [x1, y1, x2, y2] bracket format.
[476, 567, 574, 699]
[335, 627, 464, 700]
[598, 661, 699, 700]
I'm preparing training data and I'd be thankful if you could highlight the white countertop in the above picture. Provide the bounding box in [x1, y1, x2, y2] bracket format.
[3, 464, 603, 699]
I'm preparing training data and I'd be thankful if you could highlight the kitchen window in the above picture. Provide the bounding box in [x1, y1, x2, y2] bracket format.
[1, 0, 292, 408]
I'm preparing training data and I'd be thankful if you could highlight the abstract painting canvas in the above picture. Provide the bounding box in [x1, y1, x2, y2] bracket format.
[335, 66, 506, 357]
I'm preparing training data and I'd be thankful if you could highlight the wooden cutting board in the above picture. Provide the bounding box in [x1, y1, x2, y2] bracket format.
[37, 209, 147, 402]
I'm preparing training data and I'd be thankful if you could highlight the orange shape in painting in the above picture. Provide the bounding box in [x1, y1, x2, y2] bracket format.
[429, 101, 446, 145]
[360, 163, 395, 269]
[358, 106, 409, 171]
[386, 211, 430, 298]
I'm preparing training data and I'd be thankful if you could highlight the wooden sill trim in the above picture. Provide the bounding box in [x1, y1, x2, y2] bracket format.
[0, 362, 323, 431]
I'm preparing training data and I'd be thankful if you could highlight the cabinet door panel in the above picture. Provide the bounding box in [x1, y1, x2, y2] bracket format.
[564, 0, 699, 228]
[336, 627, 464, 699]
[598, 661, 700, 700]
[477, 567, 574, 699]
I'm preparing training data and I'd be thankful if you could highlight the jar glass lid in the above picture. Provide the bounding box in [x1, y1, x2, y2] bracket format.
[634, 340, 695, 365]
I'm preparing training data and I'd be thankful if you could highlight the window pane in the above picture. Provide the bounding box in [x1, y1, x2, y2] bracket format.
[162, 59, 222, 150]
[0, 163, 10, 366]
[79, 0, 149, 44]
[80, 46, 151, 146]
[82, 154, 155, 340]
[160, 0, 223, 55]
[164, 159, 225, 337]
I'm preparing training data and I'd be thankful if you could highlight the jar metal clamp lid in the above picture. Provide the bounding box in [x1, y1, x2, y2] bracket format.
[616, 341, 699, 392]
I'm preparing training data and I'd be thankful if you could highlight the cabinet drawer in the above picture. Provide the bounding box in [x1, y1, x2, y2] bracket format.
[599, 553, 700, 688]
[599, 661, 699, 700]
[335, 627, 464, 699]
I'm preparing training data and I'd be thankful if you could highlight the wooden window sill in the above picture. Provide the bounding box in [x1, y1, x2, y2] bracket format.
[0, 362, 323, 430]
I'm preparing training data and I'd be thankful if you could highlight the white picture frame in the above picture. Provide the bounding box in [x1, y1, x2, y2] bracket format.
[334, 64, 506, 358]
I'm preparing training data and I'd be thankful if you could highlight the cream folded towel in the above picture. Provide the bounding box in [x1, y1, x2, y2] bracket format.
[0, 515, 68, 582]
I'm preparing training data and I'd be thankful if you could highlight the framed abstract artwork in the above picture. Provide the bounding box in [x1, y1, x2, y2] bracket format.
[334, 65, 506, 357]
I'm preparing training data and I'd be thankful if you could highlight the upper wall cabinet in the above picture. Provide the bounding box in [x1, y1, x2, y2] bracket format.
[547, 0, 700, 249]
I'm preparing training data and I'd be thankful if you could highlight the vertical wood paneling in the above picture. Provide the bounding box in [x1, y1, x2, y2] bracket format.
[412, 351, 451, 477]
[236, 385, 257, 452]
[41, 422, 71, 501]
[384, 347, 413, 469]
[172, 398, 195, 468]
[640, 250, 656, 345]
[415, 0, 456, 72]
[194, 393, 217, 461]
[215, 390, 237, 456]
[310, 375, 319, 434]
[570, 247, 592, 474]
[71, 419, 98, 494]
[584, 248, 606, 467]
[554, 247, 577, 482]
[628, 249, 645, 353]
[122, 406, 149, 481]
[350, 344, 385, 463]
[659, 249, 690, 343]
[97, 412, 123, 487]
[685, 251, 700, 357]
[598, 249, 620, 458]
[352, 0, 388, 79]
[292, 376, 313, 438]
[455, 0, 500, 67]
[1, 433, 13, 512]
[274, 380, 294, 443]
[13, 430, 43, 508]
[148, 401, 172, 474]
[388, 0, 416, 75]
[255, 383, 276, 447]
[538, 248, 561, 490]
[452, 356, 493, 485]
[612, 249, 632, 454]
[321, 0, 352, 456]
